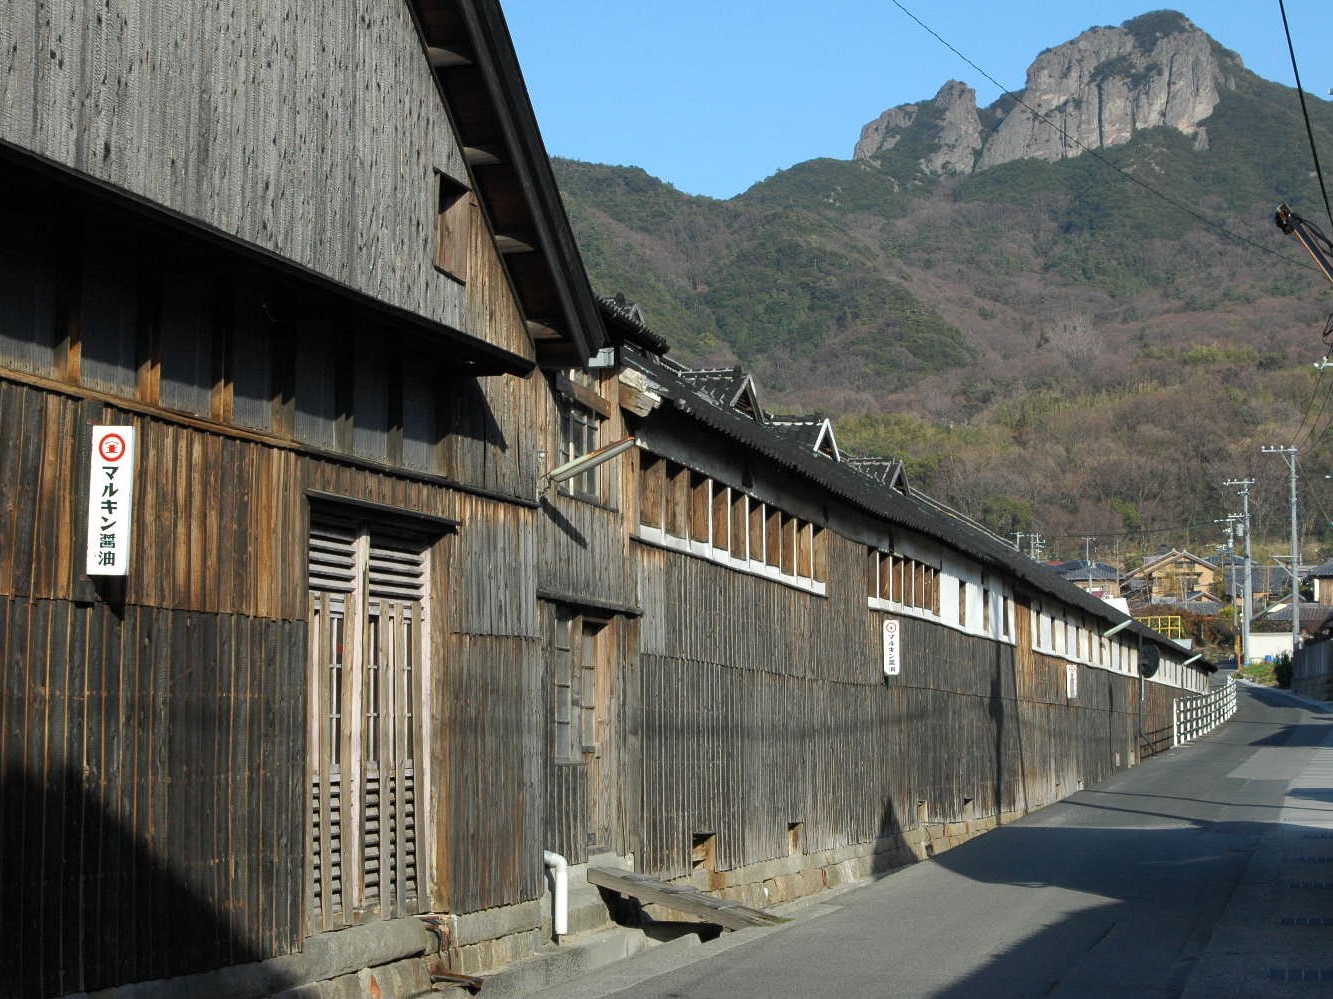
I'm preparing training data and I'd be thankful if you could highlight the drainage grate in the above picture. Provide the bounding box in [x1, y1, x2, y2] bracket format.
[1269, 968, 1333, 982]
[1302, 832, 1333, 839]
[1289, 881, 1333, 889]
[1288, 857, 1333, 864]
[1280, 917, 1333, 926]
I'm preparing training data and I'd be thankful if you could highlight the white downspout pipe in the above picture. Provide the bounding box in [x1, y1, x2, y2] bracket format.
[543, 850, 569, 938]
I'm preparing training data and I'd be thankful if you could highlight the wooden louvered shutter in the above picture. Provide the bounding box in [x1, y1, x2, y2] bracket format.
[361, 533, 426, 917]
[307, 518, 429, 929]
[307, 521, 358, 931]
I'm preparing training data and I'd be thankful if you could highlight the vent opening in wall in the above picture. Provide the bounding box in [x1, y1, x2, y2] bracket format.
[787, 822, 804, 856]
[691, 833, 716, 873]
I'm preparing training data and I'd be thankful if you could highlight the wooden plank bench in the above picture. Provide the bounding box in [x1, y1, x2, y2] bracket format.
[586, 867, 787, 931]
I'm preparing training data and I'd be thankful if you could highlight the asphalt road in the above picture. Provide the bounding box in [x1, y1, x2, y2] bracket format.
[535, 681, 1333, 998]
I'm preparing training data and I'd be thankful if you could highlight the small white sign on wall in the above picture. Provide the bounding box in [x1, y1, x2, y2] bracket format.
[85, 426, 136, 577]
[1066, 662, 1079, 699]
[883, 618, 901, 677]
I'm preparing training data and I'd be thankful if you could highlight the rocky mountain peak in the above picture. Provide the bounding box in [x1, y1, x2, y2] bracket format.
[854, 10, 1243, 175]
[854, 80, 982, 175]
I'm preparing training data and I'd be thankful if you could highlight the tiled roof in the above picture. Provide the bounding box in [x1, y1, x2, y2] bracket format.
[1256, 602, 1333, 625]
[678, 367, 753, 409]
[598, 294, 671, 356]
[844, 457, 908, 493]
[1057, 560, 1120, 581]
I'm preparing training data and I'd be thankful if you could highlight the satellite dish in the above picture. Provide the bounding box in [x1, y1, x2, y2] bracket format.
[1140, 645, 1161, 678]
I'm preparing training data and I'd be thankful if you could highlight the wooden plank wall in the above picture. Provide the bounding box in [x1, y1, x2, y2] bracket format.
[444, 492, 545, 911]
[0, 594, 303, 996]
[445, 634, 544, 912]
[0, 358, 567, 982]
[633, 531, 1191, 880]
[445, 370, 542, 501]
[0, 0, 523, 355]
[538, 498, 635, 611]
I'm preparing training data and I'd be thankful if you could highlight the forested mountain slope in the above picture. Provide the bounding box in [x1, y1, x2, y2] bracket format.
[553, 12, 1333, 559]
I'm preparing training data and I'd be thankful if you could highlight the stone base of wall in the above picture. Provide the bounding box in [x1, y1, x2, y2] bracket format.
[638, 810, 1029, 918]
[75, 918, 442, 999]
[450, 899, 547, 976]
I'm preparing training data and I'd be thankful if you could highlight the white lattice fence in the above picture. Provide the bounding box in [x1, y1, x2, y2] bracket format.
[1173, 676, 1237, 747]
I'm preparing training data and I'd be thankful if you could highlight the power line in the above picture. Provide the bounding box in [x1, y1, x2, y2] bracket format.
[1278, 0, 1333, 233]
[887, 1, 1319, 276]
[1289, 358, 1333, 452]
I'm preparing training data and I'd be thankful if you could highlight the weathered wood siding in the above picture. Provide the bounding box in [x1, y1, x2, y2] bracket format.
[633, 529, 1183, 880]
[0, 595, 304, 996]
[444, 493, 545, 911]
[0, 140, 571, 996]
[537, 367, 636, 611]
[0, 1, 539, 357]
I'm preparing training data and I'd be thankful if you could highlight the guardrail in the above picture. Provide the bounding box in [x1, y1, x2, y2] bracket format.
[1173, 675, 1237, 747]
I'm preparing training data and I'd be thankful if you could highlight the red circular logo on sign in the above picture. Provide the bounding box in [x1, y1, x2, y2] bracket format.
[98, 433, 127, 462]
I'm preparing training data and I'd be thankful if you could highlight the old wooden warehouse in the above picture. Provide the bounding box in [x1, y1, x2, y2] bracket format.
[0, 1, 1211, 996]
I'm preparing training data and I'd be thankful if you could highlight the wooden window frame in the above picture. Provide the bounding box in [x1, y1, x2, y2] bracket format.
[553, 610, 609, 764]
[559, 394, 603, 502]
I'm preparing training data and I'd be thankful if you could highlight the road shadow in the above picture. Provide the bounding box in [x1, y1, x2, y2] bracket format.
[905, 685, 1333, 997]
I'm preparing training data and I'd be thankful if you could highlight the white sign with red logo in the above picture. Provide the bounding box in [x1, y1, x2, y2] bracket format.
[883, 618, 901, 677]
[1066, 662, 1079, 699]
[85, 426, 136, 577]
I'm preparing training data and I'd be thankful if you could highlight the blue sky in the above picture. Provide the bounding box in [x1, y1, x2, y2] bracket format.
[502, 2, 1333, 199]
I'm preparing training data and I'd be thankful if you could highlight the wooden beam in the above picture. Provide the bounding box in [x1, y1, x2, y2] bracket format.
[494, 233, 536, 255]
[526, 319, 563, 341]
[554, 373, 612, 419]
[427, 45, 471, 69]
[463, 146, 502, 167]
[587, 868, 785, 931]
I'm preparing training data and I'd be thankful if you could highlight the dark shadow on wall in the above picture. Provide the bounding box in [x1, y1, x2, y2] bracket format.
[0, 765, 296, 999]
[870, 794, 904, 878]
[448, 377, 509, 450]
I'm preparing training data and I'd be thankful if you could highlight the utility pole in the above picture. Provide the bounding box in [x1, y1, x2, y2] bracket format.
[1225, 478, 1254, 666]
[1214, 516, 1240, 663]
[1084, 536, 1095, 590]
[1262, 447, 1300, 654]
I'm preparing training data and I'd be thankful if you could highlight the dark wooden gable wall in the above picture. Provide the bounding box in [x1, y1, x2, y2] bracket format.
[0, 0, 539, 366]
[0, 138, 564, 989]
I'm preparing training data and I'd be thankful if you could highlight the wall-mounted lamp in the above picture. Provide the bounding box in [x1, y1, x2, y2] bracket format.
[1181, 653, 1203, 667]
[542, 436, 637, 494]
[1104, 618, 1133, 638]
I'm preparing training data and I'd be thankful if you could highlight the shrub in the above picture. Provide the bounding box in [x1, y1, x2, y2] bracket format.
[1274, 652, 1293, 689]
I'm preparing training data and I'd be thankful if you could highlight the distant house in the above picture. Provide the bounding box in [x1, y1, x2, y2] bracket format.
[1056, 559, 1122, 599]
[1219, 558, 1286, 607]
[1307, 559, 1333, 605]
[1251, 601, 1333, 660]
[1123, 549, 1220, 604]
